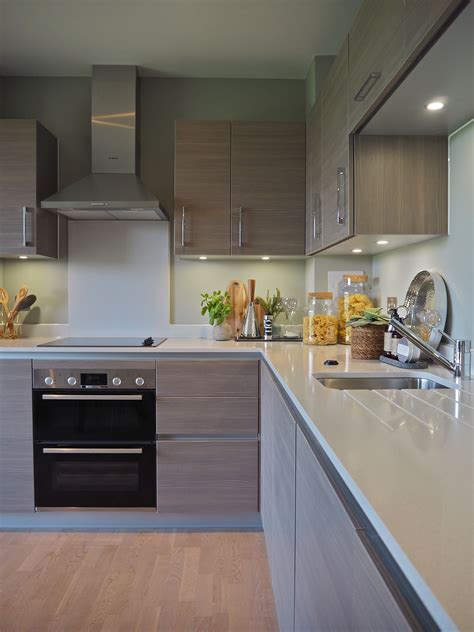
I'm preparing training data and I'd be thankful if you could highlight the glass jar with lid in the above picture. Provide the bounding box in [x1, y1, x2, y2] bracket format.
[337, 275, 373, 344]
[303, 292, 338, 346]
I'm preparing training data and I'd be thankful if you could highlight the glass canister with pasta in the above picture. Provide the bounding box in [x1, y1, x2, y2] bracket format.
[303, 292, 338, 346]
[337, 275, 373, 344]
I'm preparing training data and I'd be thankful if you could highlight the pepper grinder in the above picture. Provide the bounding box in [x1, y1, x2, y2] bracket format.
[241, 279, 260, 338]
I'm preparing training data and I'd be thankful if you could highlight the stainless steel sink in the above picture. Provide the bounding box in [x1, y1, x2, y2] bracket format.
[315, 376, 450, 390]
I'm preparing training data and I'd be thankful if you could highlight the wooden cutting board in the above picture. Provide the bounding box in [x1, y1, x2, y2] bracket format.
[226, 280, 248, 338]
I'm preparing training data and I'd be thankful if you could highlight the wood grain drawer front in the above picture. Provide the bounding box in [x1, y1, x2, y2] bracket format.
[157, 440, 258, 513]
[157, 397, 258, 436]
[0, 360, 34, 512]
[156, 360, 259, 397]
[0, 120, 37, 207]
[295, 427, 409, 631]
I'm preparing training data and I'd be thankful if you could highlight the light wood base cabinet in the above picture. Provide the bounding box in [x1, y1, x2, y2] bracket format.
[294, 427, 410, 631]
[156, 358, 260, 515]
[260, 363, 296, 632]
[157, 439, 258, 513]
[0, 360, 34, 512]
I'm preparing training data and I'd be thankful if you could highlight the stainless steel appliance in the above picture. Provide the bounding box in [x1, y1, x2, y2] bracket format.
[33, 364, 157, 509]
[41, 66, 168, 221]
[37, 337, 166, 348]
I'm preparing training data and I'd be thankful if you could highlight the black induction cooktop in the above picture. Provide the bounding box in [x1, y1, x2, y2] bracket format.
[38, 337, 167, 348]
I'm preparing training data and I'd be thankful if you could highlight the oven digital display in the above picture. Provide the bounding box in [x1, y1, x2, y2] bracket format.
[80, 373, 108, 387]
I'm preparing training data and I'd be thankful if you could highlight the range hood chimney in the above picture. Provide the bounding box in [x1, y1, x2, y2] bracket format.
[41, 65, 167, 221]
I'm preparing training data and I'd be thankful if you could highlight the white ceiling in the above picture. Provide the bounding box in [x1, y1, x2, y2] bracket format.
[363, 1, 474, 135]
[0, 0, 361, 79]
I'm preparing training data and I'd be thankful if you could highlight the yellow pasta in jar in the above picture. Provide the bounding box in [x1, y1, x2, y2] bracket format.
[303, 315, 338, 345]
[338, 293, 373, 344]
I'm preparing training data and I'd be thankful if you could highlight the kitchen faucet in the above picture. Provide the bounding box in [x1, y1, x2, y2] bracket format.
[389, 316, 472, 379]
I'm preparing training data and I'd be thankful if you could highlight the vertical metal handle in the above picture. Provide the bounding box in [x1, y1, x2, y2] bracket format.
[181, 206, 185, 247]
[354, 72, 381, 102]
[336, 168, 346, 226]
[312, 193, 321, 240]
[22, 206, 33, 247]
[238, 207, 243, 248]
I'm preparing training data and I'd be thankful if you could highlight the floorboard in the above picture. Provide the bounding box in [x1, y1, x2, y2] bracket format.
[0, 531, 278, 632]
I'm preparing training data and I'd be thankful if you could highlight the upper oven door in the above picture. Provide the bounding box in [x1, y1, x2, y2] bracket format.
[33, 390, 156, 444]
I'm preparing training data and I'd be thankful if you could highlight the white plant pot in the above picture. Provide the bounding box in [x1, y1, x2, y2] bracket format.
[213, 322, 233, 341]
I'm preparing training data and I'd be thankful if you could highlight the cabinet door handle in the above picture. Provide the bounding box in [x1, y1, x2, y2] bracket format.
[42, 447, 143, 454]
[336, 168, 346, 226]
[354, 72, 381, 102]
[181, 206, 186, 247]
[312, 193, 321, 240]
[238, 207, 243, 248]
[22, 206, 34, 247]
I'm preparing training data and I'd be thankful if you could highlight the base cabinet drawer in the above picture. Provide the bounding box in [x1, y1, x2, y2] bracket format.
[157, 440, 258, 513]
[156, 359, 259, 397]
[157, 397, 258, 436]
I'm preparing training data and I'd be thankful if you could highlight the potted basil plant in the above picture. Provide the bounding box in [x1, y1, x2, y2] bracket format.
[200, 290, 233, 341]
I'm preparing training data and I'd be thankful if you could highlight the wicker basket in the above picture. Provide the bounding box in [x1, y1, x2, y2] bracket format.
[351, 324, 385, 360]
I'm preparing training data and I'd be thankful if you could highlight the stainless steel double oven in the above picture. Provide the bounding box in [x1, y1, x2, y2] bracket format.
[32, 362, 156, 510]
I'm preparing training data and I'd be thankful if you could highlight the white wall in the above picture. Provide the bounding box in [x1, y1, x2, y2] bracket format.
[372, 121, 474, 342]
[68, 221, 171, 336]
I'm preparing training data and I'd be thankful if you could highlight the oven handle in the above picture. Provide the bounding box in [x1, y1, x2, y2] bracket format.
[42, 447, 143, 454]
[41, 394, 143, 401]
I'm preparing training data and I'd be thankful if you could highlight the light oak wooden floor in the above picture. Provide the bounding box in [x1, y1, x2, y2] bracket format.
[0, 531, 278, 632]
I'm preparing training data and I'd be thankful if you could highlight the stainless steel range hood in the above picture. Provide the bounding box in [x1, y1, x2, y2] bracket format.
[41, 66, 167, 221]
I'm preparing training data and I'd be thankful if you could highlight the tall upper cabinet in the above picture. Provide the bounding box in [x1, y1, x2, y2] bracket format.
[321, 38, 351, 250]
[174, 121, 231, 256]
[306, 99, 322, 255]
[174, 120, 306, 257]
[0, 119, 59, 258]
[231, 122, 305, 256]
[305, 0, 466, 255]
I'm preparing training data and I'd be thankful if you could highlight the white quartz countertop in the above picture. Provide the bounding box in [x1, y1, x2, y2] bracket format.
[1, 336, 473, 629]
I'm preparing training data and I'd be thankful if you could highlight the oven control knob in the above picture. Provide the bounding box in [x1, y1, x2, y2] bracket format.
[112, 377, 122, 386]
[44, 376, 54, 386]
[135, 377, 145, 386]
[67, 376, 77, 386]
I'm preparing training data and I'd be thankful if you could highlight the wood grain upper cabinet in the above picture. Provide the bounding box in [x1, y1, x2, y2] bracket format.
[321, 38, 352, 248]
[305, 99, 323, 255]
[260, 362, 296, 632]
[174, 120, 231, 255]
[295, 427, 409, 632]
[0, 360, 34, 512]
[231, 122, 305, 256]
[404, 0, 462, 61]
[348, 0, 405, 132]
[354, 135, 448, 235]
[0, 119, 59, 258]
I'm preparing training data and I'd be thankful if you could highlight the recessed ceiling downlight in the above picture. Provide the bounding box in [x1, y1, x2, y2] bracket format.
[261, 256, 270, 261]
[376, 240, 389, 245]
[18, 255, 28, 259]
[199, 256, 207, 260]
[426, 101, 444, 111]
[352, 248, 363, 253]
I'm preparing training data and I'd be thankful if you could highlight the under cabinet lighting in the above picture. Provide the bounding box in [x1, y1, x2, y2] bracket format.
[352, 248, 363, 253]
[198, 256, 207, 260]
[261, 256, 270, 261]
[426, 101, 444, 111]
[18, 255, 28, 259]
[376, 240, 389, 245]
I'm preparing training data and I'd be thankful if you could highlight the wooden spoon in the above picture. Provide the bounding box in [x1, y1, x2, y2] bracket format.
[0, 288, 10, 337]
[6, 285, 28, 336]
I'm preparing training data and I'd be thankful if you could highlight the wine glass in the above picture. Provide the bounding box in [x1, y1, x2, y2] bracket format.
[281, 297, 299, 324]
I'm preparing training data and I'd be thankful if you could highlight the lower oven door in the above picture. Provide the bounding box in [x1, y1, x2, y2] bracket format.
[34, 444, 156, 509]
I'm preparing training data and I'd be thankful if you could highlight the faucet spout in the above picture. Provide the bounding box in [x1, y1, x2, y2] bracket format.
[389, 316, 471, 379]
